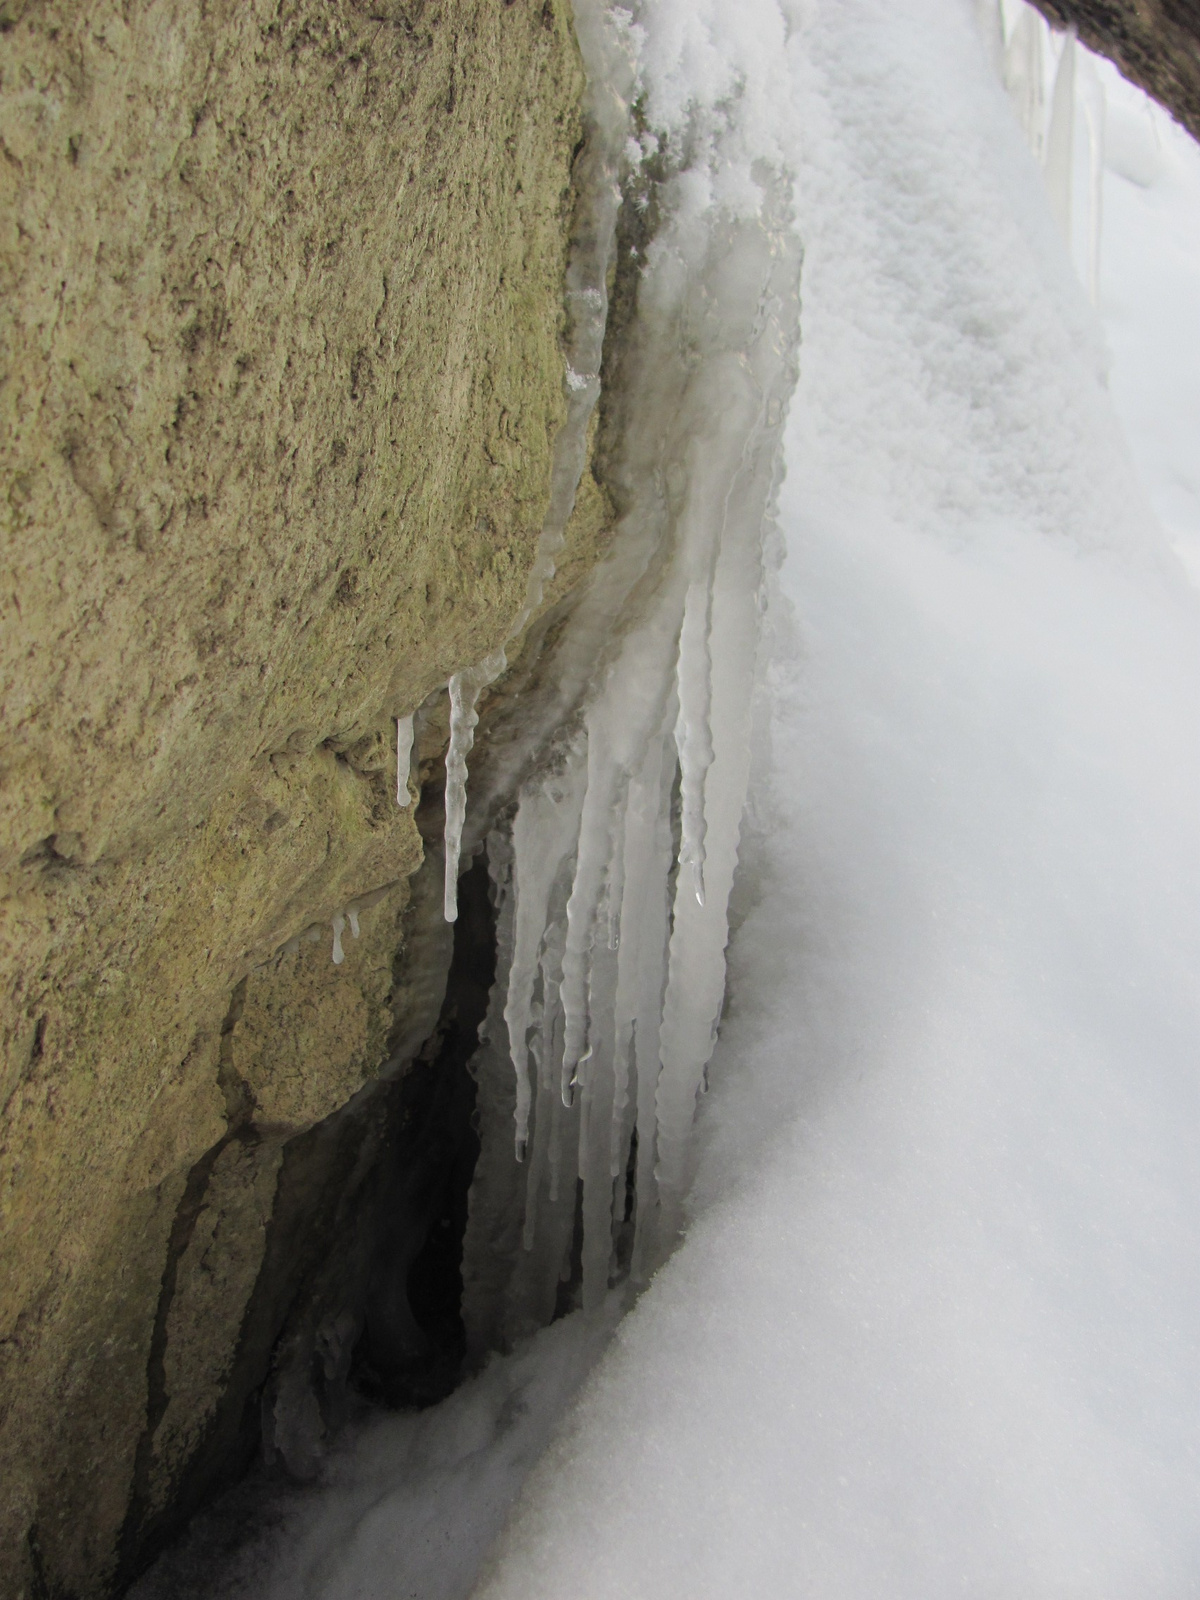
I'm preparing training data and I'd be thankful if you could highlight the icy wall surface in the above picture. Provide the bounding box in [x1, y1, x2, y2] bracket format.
[456, 0, 802, 1346]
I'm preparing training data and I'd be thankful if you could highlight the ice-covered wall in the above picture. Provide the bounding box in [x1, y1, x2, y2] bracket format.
[449, 0, 803, 1357]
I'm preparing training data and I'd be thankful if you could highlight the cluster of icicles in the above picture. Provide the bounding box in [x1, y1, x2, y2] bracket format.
[375, 0, 800, 1349]
[988, 0, 1106, 302]
[468, 12, 798, 1347]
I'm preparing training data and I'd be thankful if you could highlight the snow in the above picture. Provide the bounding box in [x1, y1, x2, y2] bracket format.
[470, 0, 1200, 1593]
[396, 713, 415, 807]
[143, 0, 1200, 1590]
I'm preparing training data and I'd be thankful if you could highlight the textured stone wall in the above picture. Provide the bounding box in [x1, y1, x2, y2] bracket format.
[0, 2, 598, 1593]
[1030, 0, 1200, 140]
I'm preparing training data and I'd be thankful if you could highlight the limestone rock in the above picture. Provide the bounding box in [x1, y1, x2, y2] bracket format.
[0, 1, 592, 1593]
[1031, 0, 1200, 141]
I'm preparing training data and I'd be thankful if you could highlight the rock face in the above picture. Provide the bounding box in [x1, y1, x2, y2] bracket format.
[1031, 0, 1200, 140]
[0, 2, 602, 1593]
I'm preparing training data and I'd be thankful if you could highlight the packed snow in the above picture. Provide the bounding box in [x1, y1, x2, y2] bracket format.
[468, 0, 1200, 1591]
[139, 0, 1200, 1593]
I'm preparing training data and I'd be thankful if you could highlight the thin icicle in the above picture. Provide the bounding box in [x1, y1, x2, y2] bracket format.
[609, 730, 669, 1182]
[1045, 29, 1076, 244]
[1079, 51, 1106, 305]
[331, 914, 345, 965]
[1003, 5, 1047, 161]
[558, 722, 622, 1104]
[505, 756, 588, 1158]
[674, 581, 716, 906]
[443, 650, 506, 922]
[395, 713, 415, 806]
[629, 741, 676, 1285]
[347, 906, 360, 940]
[579, 829, 626, 1312]
[541, 928, 570, 1207]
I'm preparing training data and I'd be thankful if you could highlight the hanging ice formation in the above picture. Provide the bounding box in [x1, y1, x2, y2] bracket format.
[443, 651, 508, 922]
[452, 0, 802, 1354]
[329, 905, 360, 965]
[996, 0, 1106, 302]
[395, 713, 415, 807]
[1044, 25, 1076, 239]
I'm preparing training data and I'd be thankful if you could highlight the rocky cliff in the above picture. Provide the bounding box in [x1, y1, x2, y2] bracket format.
[0, 3, 604, 1593]
[1030, 0, 1200, 139]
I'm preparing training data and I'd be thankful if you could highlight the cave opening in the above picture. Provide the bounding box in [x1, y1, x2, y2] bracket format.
[350, 850, 495, 1412]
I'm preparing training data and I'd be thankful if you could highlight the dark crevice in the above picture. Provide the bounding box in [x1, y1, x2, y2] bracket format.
[352, 852, 494, 1408]
[552, 1177, 587, 1323]
[118, 845, 497, 1597]
[116, 1127, 247, 1584]
[116, 985, 260, 1587]
[26, 1521, 76, 1600]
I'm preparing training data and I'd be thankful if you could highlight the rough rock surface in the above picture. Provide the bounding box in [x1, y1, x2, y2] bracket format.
[1030, 0, 1200, 141]
[0, 2, 601, 1593]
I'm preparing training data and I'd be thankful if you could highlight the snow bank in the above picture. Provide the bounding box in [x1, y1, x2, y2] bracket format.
[470, 0, 1200, 1592]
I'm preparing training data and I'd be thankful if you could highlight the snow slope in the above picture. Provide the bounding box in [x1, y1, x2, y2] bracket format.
[468, 0, 1200, 1593]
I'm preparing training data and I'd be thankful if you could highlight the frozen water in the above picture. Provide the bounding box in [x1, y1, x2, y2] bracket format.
[443, 654, 505, 923]
[395, 713, 415, 807]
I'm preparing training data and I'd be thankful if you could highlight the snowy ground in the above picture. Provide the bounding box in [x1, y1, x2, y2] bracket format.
[470, 0, 1200, 1593]
[151, 0, 1200, 1593]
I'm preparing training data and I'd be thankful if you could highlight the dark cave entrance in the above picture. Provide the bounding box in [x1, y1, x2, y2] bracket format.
[351, 851, 496, 1410]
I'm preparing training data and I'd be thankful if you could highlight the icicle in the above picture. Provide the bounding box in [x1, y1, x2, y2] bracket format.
[331, 914, 345, 965]
[579, 826, 626, 1312]
[1003, 6, 1047, 161]
[504, 755, 588, 1158]
[629, 739, 677, 1284]
[348, 906, 360, 939]
[558, 721, 622, 1103]
[674, 581, 716, 906]
[542, 933, 569, 1206]
[1045, 29, 1076, 245]
[523, 917, 564, 1235]
[458, 833, 528, 1359]
[1079, 51, 1106, 305]
[609, 728, 670, 1184]
[443, 650, 506, 922]
[395, 713, 415, 806]
[455, 12, 803, 1338]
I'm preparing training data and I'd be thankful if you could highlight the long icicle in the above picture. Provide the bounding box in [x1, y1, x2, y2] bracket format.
[505, 754, 588, 1157]
[443, 650, 505, 922]
[395, 713, 415, 806]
